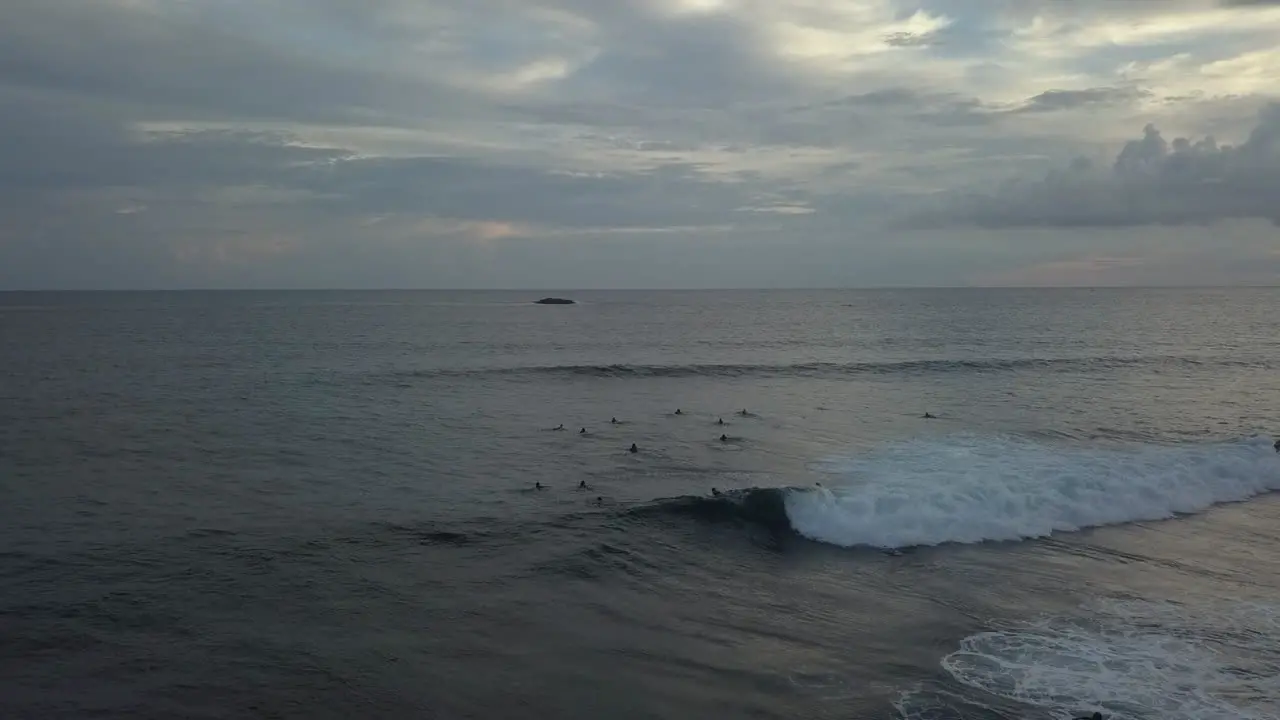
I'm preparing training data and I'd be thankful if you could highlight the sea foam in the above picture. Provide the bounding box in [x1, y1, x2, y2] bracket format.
[784, 434, 1280, 549]
[937, 599, 1280, 720]
[896, 599, 1280, 719]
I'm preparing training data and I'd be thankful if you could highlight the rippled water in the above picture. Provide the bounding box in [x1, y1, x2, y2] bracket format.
[3, 288, 1280, 719]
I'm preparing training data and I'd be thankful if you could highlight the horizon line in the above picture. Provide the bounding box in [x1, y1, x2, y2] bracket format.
[2, 284, 1280, 293]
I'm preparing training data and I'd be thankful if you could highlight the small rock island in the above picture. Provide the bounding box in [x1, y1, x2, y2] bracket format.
[534, 297, 576, 305]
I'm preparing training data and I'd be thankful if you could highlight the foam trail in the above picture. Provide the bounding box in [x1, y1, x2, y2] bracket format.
[785, 435, 1280, 549]
[936, 599, 1280, 720]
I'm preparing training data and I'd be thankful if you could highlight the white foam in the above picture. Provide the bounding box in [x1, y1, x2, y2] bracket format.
[934, 599, 1280, 720]
[785, 435, 1280, 549]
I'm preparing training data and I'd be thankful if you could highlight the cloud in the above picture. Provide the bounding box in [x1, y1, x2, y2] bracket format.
[1014, 86, 1152, 114]
[0, 1, 434, 126]
[2, 0, 1280, 288]
[977, 245, 1280, 286]
[922, 103, 1280, 228]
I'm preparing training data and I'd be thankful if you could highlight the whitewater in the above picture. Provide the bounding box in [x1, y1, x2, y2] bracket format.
[785, 434, 1280, 549]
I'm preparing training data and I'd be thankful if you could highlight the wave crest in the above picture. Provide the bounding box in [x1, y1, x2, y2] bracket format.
[625, 488, 795, 535]
[785, 435, 1280, 549]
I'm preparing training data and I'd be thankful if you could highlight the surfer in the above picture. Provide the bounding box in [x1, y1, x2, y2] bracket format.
[717, 418, 724, 425]
[579, 427, 587, 434]
[578, 480, 589, 489]
[1274, 438, 1279, 452]
[554, 424, 565, 431]
[711, 487, 721, 496]
[611, 417, 618, 424]
[629, 443, 638, 453]
[719, 434, 728, 442]
[675, 408, 683, 415]
[534, 482, 544, 490]
[923, 412, 936, 419]
[739, 409, 748, 416]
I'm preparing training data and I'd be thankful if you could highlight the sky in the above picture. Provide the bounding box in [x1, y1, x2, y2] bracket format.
[1, 0, 1279, 289]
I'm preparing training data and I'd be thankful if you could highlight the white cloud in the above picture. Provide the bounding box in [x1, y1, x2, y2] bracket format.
[1009, 2, 1280, 55]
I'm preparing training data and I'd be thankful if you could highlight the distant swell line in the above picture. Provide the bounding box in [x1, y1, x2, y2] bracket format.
[410, 355, 1269, 380]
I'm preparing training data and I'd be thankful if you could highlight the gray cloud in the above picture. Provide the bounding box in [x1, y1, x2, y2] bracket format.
[883, 31, 941, 48]
[303, 156, 767, 228]
[924, 103, 1280, 228]
[0, 3, 784, 233]
[2, 0, 1280, 288]
[0, 0, 484, 127]
[559, 12, 800, 109]
[1015, 87, 1151, 114]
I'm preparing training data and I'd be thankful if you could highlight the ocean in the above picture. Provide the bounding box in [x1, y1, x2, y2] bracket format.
[2, 288, 1280, 720]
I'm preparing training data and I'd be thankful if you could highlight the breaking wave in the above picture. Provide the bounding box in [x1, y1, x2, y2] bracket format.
[786, 435, 1280, 549]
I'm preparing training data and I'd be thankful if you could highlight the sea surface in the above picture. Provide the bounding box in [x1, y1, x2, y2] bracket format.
[3, 288, 1280, 720]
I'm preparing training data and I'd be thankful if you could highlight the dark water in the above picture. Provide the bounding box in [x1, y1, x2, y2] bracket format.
[3, 288, 1280, 720]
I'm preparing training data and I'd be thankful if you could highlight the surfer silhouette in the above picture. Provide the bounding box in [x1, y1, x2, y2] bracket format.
[629, 443, 638, 453]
